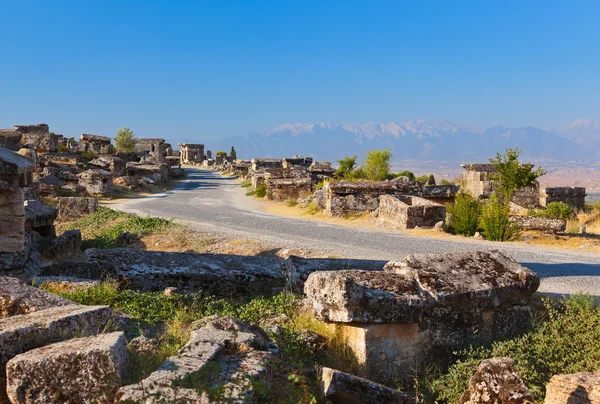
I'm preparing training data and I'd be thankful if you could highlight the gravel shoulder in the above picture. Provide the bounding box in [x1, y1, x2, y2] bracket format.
[107, 168, 600, 296]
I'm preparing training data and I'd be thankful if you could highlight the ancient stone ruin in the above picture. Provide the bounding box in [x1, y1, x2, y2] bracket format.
[178, 142, 205, 165]
[78, 134, 113, 154]
[302, 250, 540, 384]
[378, 194, 446, 229]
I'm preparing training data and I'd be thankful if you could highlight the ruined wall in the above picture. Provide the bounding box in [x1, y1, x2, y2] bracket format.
[0, 130, 22, 151]
[250, 158, 283, 172]
[79, 134, 112, 154]
[509, 215, 566, 233]
[266, 178, 312, 202]
[511, 186, 540, 208]
[282, 156, 313, 169]
[378, 195, 446, 229]
[324, 178, 424, 216]
[540, 187, 586, 210]
[179, 144, 204, 164]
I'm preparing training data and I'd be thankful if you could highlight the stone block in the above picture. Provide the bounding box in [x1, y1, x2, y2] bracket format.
[78, 169, 113, 196]
[321, 367, 415, 404]
[43, 230, 82, 259]
[458, 357, 534, 404]
[544, 371, 600, 404]
[57, 197, 98, 221]
[85, 248, 286, 296]
[0, 276, 72, 318]
[24, 200, 58, 236]
[283, 256, 388, 293]
[0, 304, 112, 400]
[509, 215, 567, 233]
[378, 195, 446, 229]
[6, 332, 128, 404]
[266, 177, 312, 201]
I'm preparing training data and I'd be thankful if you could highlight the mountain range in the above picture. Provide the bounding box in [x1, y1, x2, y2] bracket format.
[204, 119, 600, 164]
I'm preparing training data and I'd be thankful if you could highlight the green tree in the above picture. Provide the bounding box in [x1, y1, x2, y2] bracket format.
[335, 155, 358, 179]
[115, 127, 136, 153]
[215, 151, 227, 157]
[447, 192, 482, 236]
[360, 149, 392, 181]
[427, 174, 436, 186]
[488, 148, 546, 200]
[479, 193, 521, 241]
[230, 146, 237, 160]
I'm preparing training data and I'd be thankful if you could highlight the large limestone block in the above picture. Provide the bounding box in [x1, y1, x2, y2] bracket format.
[458, 357, 534, 404]
[321, 367, 415, 404]
[0, 189, 25, 216]
[384, 250, 540, 309]
[544, 371, 600, 404]
[86, 248, 286, 296]
[283, 256, 388, 293]
[0, 276, 72, 318]
[0, 304, 112, 400]
[6, 332, 128, 404]
[57, 197, 98, 221]
[117, 319, 278, 403]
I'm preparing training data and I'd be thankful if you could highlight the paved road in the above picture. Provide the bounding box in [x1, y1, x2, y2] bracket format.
[110, 168, 600, 296]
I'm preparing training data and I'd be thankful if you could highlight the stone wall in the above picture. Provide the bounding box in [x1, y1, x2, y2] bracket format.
[0, 129, 23, 151]
[266, 178, 312, 202]
[250, 158, 283, 172]
[79, 134, 112, 154]
[540, 187, 586, 210]
[511, 186, 540, 208]
[324, 177, 424, 216]
[78, 170, 113, 196]
[178, 143, 204, 164]
[282, 156, 313, 169]
[378, 195, 446, 229]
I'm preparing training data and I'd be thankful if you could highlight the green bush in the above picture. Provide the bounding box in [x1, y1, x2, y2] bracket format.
[255, 184, 267, 198]
[447, 193, 481, 236]
[335, 155, 358, 179]
[115, 127, 136, 153]
[429, 295, 600, 403]
[479, 193, 520, 241]
[80, 150, 96, 160]
[536, 202, 576, 220]
[240, 179, 252, 188]
[215, 151, 227, 157]
[360, 149, 392, 181]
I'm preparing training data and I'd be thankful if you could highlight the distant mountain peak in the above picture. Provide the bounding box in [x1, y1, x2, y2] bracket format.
[564, 119, 600, 130]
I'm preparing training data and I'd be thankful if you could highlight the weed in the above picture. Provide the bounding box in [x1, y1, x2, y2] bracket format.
[246, 189, 256, 196]
[240, 179, 252, 188]
[305, 201, 320, 215]
[255, 184, 267, 198]
[285, 199, 298, 207]
[447, 193, 481, 236]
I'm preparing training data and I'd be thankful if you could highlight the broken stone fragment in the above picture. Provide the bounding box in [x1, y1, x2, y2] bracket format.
[57, 196, 98, 221]
[6, 332, 128, 404]
[321, 367, 415, 404]
[458, 357, 534, 404]
[42, 229, 81, 259]
[116, 318, 278, 403]
[86, 248, 286, 296]
[544, 371, 600, 404]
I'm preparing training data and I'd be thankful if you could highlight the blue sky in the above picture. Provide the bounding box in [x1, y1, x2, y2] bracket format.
[1, 0, 599, 141]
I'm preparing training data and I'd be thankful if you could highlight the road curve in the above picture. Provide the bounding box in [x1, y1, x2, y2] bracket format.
[109, 168, 600, 296]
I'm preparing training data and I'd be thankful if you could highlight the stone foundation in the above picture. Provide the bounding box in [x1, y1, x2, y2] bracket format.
[266, 178, 312, 201]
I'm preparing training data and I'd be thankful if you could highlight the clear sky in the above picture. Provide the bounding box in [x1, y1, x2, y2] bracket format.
[1, 0, 599, 141]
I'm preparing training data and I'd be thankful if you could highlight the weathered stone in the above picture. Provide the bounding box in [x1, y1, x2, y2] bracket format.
[24, 199, 57, 236]
[128, 335, 159, 356]
[251, 158, 283, 172]
[32, 276, 100, 292]
[510, 215, 567, 233]
[78, 169, 113, 196]
[15, 124, 58, 153]
[0, 304, 112, 400]
[38, 153, 80, 167]
[378, 195, 446, 229]
[117, 319, 278, 403]
[57, 196, 98, 221]
[38, 174, 65, 195]
[163, 286, 178, 297]
[134, 138, 166, 164]
[126, 163, 168, 183]
[266, 177, 312, 201]
[321, 367, 415, 404]
[308, 161, 336, 181]
[89, 155, 125, 176]
[0, 276, 72, 318]
[168, 166, 185, 178]
[458, 357, 534, 404]
[6, 332, 128, 404]
[324, 177, 424, 216]
[86, 248, 285, 296]
[178, 143, 204, 164]
[0, 188, 26, 254]
[79, 134, 113, 154]
[283, 255, 388, 293]
[282, 156, 313, 169]
[43, 230, 81, 259]
[39, 259, 117, 280]
[0, 129, 23, 151]
[461, 163, 498, 199]
[540, 187, 586, 211]
[544, 371, 600, 404]
[384, 250, 540, 309]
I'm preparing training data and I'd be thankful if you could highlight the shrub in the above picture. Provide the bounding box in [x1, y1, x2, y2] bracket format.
[427, 174, 436, 186]
[306, 201, 320, 215]
[479, 193, 520, 241]
[429, 295, 600, 403]
[447, 193, 481, 236]
[240, 179, 252, 188]
[255, 184, 267, 198]
[335, 155, 358, 179]
[488, 148, 546, 199]
[215, 151, 227, 157]
[80, 150, 96, 160]
[544, 202, 576, 219]
[360, 149, 392, 181]
[230, 146, 237, 160]
[286, 199, 298, 207]
[115, 127, 136, 153]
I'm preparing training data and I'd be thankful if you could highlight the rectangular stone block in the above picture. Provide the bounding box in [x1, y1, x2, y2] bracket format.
[378, 195, 446, 229]
[6, 332, 127, 404]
